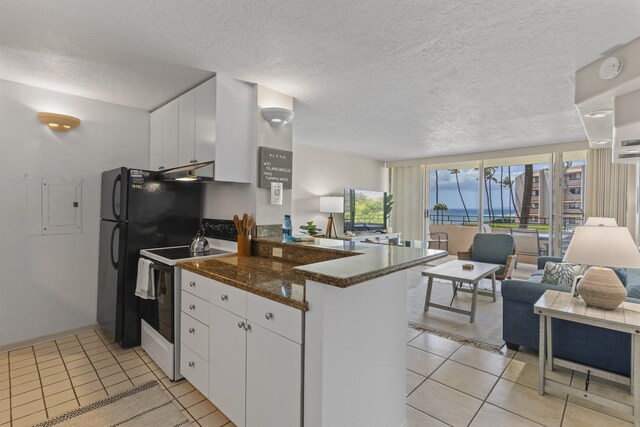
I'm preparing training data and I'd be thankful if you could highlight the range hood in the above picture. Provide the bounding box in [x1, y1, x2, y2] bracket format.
[575, 36, 640, 164]
[159, 161, 215, 182]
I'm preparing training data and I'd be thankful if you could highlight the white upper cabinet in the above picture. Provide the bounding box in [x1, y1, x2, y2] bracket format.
[149, 104, 164, 170]
[195, 78, 216, 164]
[178, 88, 196, 166]
[150, 75, 255, 183]
[214, 75, 254, 183]
[149, 99, 179, 171]
[163, 99, 179, 170]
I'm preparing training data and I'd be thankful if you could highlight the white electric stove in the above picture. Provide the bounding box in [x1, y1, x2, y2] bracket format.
[138, 220, 237, 380]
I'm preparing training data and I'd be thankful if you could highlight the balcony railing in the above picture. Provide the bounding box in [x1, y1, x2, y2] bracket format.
[429, 214, 584, 230]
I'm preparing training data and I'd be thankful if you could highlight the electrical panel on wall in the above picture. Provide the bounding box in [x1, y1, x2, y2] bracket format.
[42, 179, 82, 234]
[26, 177, 82, 235]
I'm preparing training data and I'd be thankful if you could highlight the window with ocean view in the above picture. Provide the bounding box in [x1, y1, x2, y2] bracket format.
[427, 152, 587, 257]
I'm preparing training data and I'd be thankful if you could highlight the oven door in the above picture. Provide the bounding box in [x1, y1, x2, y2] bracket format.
[140, 261, 175, 343]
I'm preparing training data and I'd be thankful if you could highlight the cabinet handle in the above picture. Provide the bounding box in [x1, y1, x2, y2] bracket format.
[188, 361, 195, 368]
[189, 281, 196, 288]
[244, 323, 251, 332]
[189, 304, 195, 310]
[159, 166, 165, 171]
[189, 328, 195, 334]
[265, 312, 273, 320]
[221, 295, 228, 301]
[190, 159, 197, 164]
[238, 321, 245, 329]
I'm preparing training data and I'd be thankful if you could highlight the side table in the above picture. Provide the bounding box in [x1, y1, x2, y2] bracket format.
[534, 290, 640, 426]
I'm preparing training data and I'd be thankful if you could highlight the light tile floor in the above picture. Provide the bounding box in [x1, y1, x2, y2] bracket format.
[405, 327, 633, 427]
[1, 324, 633, 426]
[0, 328, 233, 427]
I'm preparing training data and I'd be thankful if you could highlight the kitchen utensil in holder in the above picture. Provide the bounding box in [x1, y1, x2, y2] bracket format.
[237, 235, 251, 257]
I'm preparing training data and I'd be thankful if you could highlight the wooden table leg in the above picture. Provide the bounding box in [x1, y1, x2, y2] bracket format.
[538, 313, 546, 395]
[633, 333, 639, 426]
[470, 281, 479, 323]
[491, 272, 497, 302]
[546, 316, 553, 371]
[424, 276, 434, 312]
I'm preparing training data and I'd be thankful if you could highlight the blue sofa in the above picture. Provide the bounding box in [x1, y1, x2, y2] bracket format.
[502, 256, 640, 376]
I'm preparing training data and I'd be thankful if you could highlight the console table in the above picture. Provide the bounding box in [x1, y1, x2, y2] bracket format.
[341, 232, 402, 245]
[534, 290, 640, 426]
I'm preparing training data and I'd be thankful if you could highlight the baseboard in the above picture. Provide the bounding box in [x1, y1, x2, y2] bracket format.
[0, 323, 100, 353]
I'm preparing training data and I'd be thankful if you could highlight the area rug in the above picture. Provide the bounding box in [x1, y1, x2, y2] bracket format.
[34, 381, 191, 427]
[407, 268, 505, 352]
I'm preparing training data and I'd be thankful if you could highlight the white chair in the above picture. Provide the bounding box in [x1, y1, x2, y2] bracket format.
[509, 227, 541, 268]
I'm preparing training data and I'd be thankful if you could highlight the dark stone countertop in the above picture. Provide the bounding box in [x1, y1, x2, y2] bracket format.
[178, 239, 447, 311]
[178, 256, 307, 311]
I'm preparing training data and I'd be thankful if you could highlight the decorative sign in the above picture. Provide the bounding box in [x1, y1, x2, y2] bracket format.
[259, 147, 293, 189]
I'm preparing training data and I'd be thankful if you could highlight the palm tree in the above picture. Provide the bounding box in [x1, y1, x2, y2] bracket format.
[505, 166, 520, 219]
[474, 167, 497, 221]
[485, 167, 497, 221]
[500, 175, 519, 221]
[499, 166, 505, 221]
[433, 203, 448, 224]
[434, 170, 439, 205]
[448, 169, 470, 223]
[520, 164, 534, 228]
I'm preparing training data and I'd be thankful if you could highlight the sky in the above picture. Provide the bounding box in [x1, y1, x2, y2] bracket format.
[428, 161, 585, 214]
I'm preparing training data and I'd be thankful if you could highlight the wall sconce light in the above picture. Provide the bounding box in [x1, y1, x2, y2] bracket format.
[37, 112, 81, 131]
[261, 107, 294, 128]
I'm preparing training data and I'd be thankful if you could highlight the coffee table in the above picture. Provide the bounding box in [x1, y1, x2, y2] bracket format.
[422, 260, 500, 323]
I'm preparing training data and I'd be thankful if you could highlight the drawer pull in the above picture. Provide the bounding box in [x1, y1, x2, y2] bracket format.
[189, 281, 196, 288]
[244, 323, 251, 332]
[221, 295, 228, 301]
[189, 304, 196, 310]
[189, 328, 195, 334]
[188, 361, 195, 368]
[238, 321, 245, 329]
[265, 312, 273, 320]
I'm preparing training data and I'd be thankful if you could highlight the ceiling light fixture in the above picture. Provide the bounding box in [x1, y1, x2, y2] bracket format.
[261, 107, 294, 128]
[625, 149, 640, 154]
[594, 139, 611, 145]
[584, 109, 613, 118]
[37, 112, 81, 131]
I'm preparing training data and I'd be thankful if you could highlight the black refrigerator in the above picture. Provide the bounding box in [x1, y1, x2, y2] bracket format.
[97, 167, 202, 347]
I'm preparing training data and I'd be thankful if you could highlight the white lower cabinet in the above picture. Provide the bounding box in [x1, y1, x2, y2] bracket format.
[246, 323, 302, 427]
[180, 344, 208, 395]
[210, 306, 247, 427]
[180, 271, 302, 427]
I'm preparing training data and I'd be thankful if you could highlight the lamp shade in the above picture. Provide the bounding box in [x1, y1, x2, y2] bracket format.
[319, 196, 344, 213]
[563, 226, 640, 268]
[584, 217, 618, 226]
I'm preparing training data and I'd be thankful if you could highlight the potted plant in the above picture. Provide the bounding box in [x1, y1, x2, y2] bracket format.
[299, 221, 323, 236]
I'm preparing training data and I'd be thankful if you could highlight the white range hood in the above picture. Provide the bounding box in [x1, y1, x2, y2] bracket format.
[575, 36, 640, 164]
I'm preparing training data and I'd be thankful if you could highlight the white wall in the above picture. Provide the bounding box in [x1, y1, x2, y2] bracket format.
[0, 80, 149, 347]
[291, 144, 388, 235]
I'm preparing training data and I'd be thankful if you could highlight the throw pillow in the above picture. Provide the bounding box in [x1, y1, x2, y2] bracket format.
[540, 262, 589, 287]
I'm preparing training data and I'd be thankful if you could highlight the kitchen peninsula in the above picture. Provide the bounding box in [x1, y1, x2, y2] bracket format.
[178, 239, 447, 427]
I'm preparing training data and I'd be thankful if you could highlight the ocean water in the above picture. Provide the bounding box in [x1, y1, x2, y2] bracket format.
[430, 207, 519, 224]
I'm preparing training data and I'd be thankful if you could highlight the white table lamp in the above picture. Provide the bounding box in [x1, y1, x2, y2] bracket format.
[319, 196, 344, 238]
[563, 225, 640, 309]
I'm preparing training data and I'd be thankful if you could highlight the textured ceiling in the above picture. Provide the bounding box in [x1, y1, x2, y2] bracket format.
[1, 1, 639, 161]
